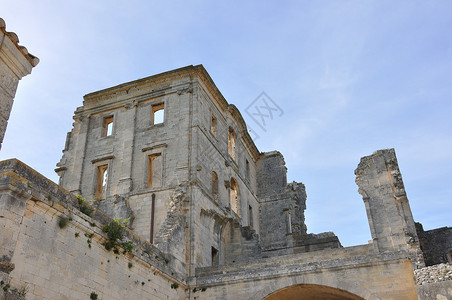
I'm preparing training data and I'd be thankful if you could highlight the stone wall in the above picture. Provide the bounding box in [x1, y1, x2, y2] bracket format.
[0, 159, 185, 300]
[0, 18, 39, 150]
[416, 222, 452, 266]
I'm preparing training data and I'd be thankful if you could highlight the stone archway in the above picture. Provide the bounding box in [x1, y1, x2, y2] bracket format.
[263, 284, 365, 300]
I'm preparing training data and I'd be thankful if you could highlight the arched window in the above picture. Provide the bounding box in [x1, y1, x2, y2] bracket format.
[212, 171, 218, 199]
[228, 127, 237, 161]
[152, 103, 164, 125]
[230, 177, 239, 215]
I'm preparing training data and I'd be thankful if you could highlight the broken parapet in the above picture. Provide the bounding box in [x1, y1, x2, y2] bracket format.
[257, 152, 306, 252]
[355, 149, 424, 267]
[257, 151, 340, 256]
[222, 219, 262, 264]
[416, 222, 452, 266]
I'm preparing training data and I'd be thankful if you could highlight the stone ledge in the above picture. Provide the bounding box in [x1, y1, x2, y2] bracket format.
[0, 18, 39, 73]
[195, 250, 412, 286]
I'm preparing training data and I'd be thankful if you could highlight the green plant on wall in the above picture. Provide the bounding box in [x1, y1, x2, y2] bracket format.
[103, 217, 134, 255]
[121, 241, 134, 254]
[1, 281, 9, 292]
[58, 216, 69, 229]
[76, 194, 94, 217]
[90, 291, 98, 299]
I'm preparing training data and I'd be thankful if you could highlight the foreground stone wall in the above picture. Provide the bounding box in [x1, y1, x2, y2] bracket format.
[0, 159, 185, 300]
[0, 18, 39, 150]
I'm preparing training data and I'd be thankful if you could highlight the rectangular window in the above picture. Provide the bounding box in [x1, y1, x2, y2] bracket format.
[245, 159, 250, 180]
[248, 205, 254, 228]
[148, 153, 162, 188]
[286, 211, 292, 234]
[152, 103, 164, 125]
[150, 193, 156, 244]
[96, 164, 108, 199]
[103, 116, 114, 136]
[212, 171, 218, 198]
[211, 114, 216, 136]
[211, 246, 219, 266]
[228, 127, 236, 161]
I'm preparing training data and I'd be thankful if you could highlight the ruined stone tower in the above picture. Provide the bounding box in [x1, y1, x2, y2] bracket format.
[55, 65, 337, 272]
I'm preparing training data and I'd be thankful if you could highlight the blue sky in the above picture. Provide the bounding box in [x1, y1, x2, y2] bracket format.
[2, 0, 451, 246]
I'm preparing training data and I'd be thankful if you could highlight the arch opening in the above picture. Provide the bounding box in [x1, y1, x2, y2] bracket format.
[263, 284, 364, 300]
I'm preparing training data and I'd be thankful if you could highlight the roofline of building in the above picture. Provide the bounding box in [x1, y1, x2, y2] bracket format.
[83, 65, 262, 159]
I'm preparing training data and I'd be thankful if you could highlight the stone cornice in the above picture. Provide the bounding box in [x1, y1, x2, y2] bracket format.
[80, 65, 262, 160]
[0, 18, 39, 79]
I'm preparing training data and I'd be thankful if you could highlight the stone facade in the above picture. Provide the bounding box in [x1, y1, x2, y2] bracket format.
[55, 65, 337, 271]
[1, 64, 451, 299]
[0, 18, 39, 150]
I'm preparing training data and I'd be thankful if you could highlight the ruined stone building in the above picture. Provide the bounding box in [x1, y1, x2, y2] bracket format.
[1, 21, 452, 300]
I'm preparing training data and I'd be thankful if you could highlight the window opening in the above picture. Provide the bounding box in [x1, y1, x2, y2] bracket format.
[103, 116, 114, 136]
[212, 171, 218, 199]
[211, 247, 219, 266]
[286, 211, 292, 234]
[228, 127, 236, 161]
[150, 193, 156, 244]
[148, 153, 162, 188]
[211, 114, 216, 136]
[96, 164, 108, 199]
[248, 205, 254, 227]
[152, 103, 164, 125]
[230, 177, 239, 215]
[245, 159, 250, 180]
